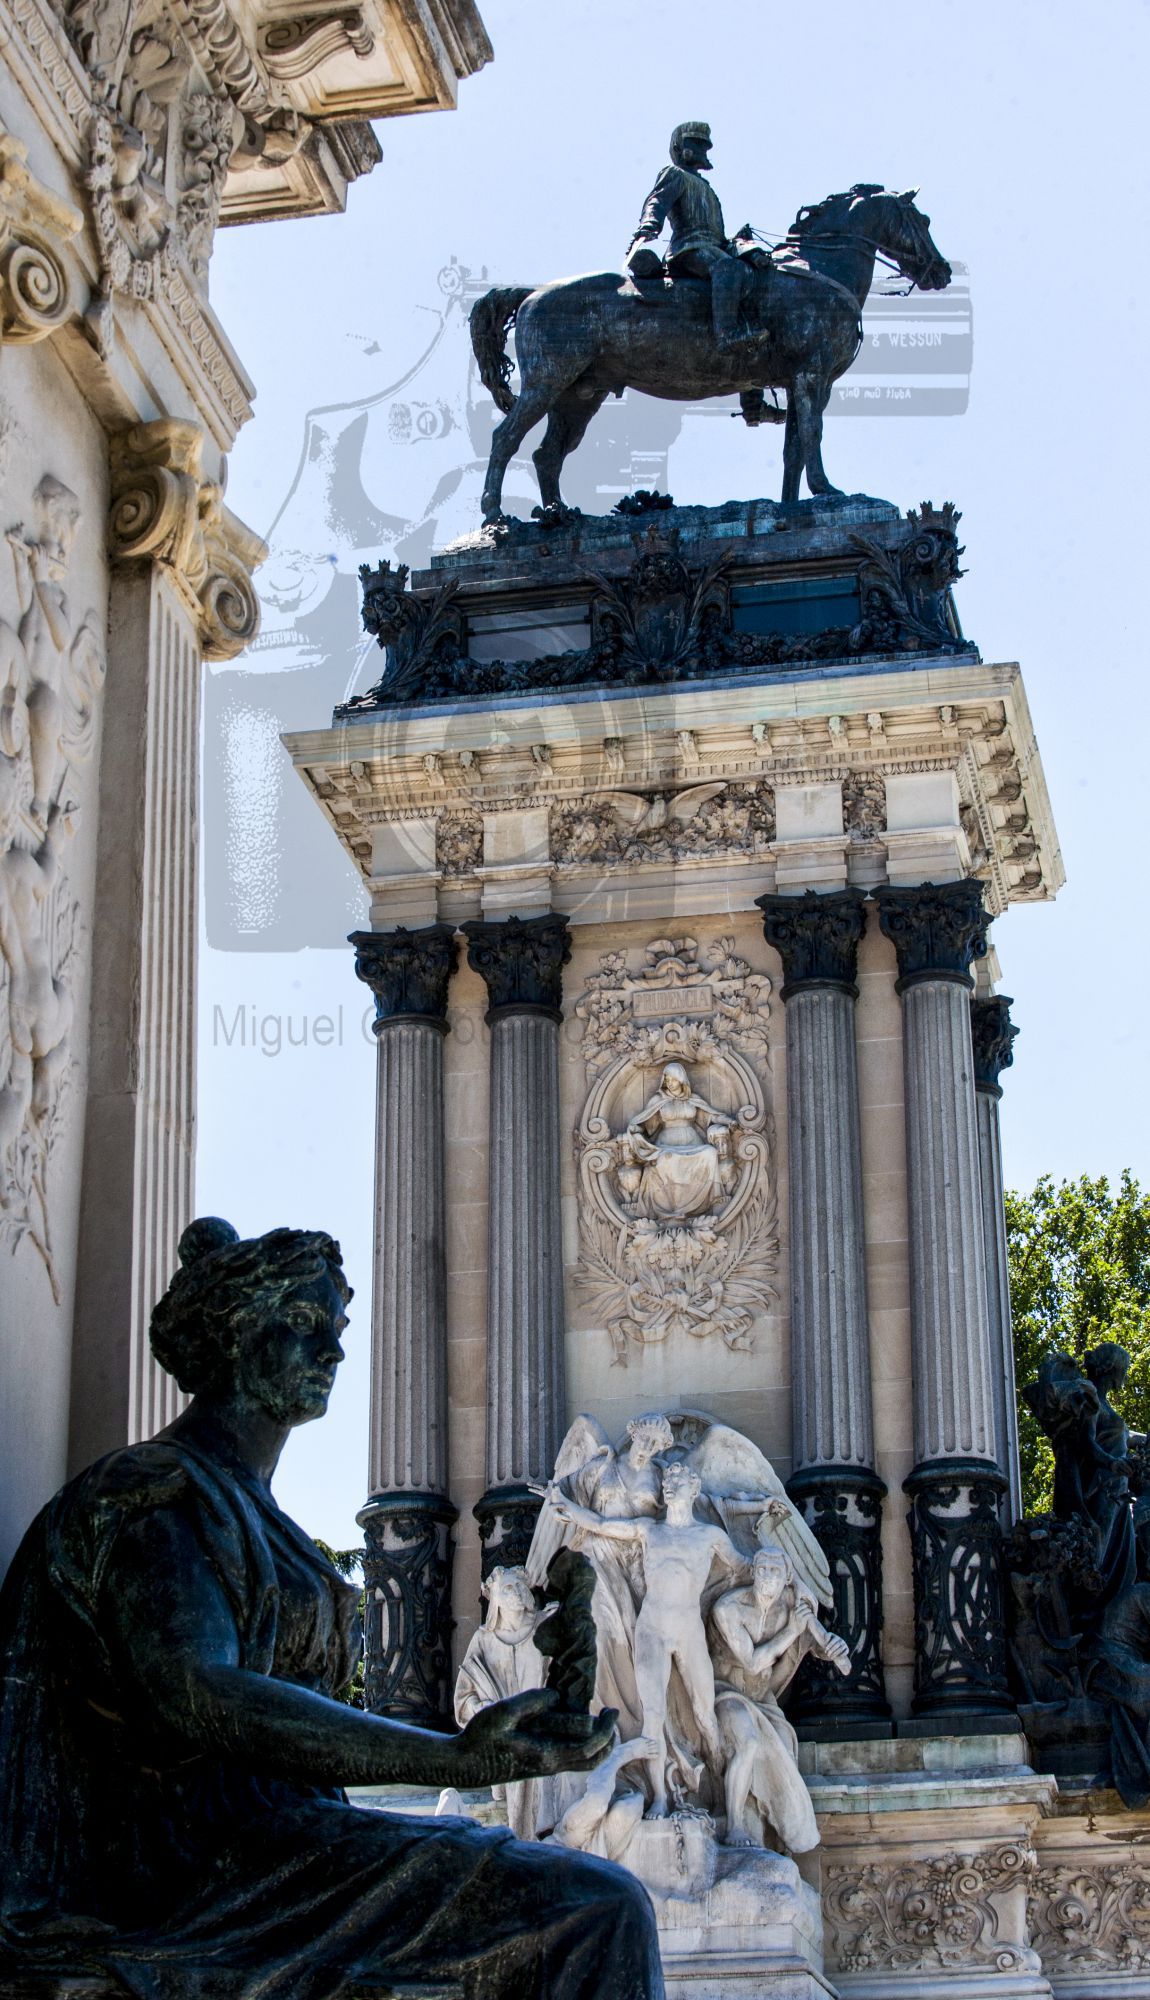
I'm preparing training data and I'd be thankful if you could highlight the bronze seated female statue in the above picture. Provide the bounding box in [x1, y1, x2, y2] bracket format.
[0, 1217, 662, 1999]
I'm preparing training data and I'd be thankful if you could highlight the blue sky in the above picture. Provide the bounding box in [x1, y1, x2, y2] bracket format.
[201, 0, 1150, 1546]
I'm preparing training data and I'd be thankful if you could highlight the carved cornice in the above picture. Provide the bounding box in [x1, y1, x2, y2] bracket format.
[463, 913, 571, 1024]
[970, 995, 1018, 1096]
[0, 126, 82, 345]
[108, 419, 266, 658]
[349, 923, 458, 1027]
[875, 878, 989, 993]
[757, 887, 868, 998]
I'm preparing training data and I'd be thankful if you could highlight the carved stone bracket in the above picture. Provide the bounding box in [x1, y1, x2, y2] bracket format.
[108, 420, 266, 658]
[757, 887, 868, 998]
[474, 1483, 542, 1587]
[358, 1492, 457, 1729]
[349, 923, 458, 1028]
[875, 877, 989, 992]
[0, 126, 82, 345]
[905, 1458, 1016, 1720]
[259, 11, 375, 78]
[463, 913, 571, 1024]
[971, 993, 1018, 1096]
[786, 1467, 890, 1731]
[825, 1840, 1040, 1978]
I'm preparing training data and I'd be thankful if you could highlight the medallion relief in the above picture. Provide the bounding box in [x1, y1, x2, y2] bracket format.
[573, 934, 777, 1364]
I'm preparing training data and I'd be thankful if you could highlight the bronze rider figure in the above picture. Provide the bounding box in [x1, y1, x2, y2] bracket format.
[626, 121, 757, 352]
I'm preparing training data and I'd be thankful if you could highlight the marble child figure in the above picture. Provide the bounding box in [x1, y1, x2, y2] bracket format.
[0, 1217, 664, 2000]
[548, 1458, 745, 1819]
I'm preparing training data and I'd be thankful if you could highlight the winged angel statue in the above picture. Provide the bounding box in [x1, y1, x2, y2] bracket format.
[512, 1409, 847, 1854]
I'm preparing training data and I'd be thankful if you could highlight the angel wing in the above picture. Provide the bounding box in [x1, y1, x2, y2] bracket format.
[684, 1421, 833, 1608]
[665, 782, 726, 823]
[606, 789, 661, 831]
[524, 1413, 613, 1587]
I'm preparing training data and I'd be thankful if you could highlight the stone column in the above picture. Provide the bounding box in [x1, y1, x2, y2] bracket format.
[70, 422, 265, 1471]
[350, 923, 459, 1727]
[876, 880, 1016, 1726]
[757, 888, 890, 1734]
[971, 995, 1022, 1526]
[463, 913, 571, 1578]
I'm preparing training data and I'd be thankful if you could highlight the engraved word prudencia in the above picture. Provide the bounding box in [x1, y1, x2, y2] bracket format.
[0, 475, 104, 1297]
[573, 935, 777, 1363]
[451, 1410, 849, 1882]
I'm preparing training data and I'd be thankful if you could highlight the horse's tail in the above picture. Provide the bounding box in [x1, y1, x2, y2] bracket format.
[469, 285, 533, 413]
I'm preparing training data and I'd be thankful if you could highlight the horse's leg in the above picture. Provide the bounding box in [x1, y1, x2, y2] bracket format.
[481, 385, 558, 523]
[532, 387, 608, 511]
[781, 399, 803, 504]
[793, 372, 843, 498]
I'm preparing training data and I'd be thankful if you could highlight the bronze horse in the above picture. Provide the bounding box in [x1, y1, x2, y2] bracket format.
[471, 186, 952, 523]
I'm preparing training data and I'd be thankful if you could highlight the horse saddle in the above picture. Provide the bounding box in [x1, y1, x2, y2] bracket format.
[618, 270, 676, 306]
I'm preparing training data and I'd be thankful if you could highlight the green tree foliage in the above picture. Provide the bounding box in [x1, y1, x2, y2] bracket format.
[314, 1540, 366, 1708]
[1008, 1172, 1150, 1516]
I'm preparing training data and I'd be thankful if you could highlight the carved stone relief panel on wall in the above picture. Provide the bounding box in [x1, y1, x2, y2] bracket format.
[0, 472, 105, 1298]
[551, 781, 775, 869]
[573, 934, 777, 1365]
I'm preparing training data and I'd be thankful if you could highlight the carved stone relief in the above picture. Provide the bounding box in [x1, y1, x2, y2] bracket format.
[842, 770, 885, 841]
[573, 935, 777, 1364]
[51, 0, 310, 336]
[1027, 1861, 1150, 1974]
[824, 1843, 1040, 1977]
[435, 805, 482, 878]
[0, 474, 105, 1297]
[551, 781, 775, 869]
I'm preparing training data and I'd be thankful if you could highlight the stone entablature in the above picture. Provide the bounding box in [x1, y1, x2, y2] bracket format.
[286, 654, 1064, 924]
[0, 0, 489, 436]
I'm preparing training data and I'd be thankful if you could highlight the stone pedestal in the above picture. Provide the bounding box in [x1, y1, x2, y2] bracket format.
[876, 881, 1016, 1727]
[463, 913, 571, 1575]
[757, 888, 889, 1737]
[285, 495, 1064, 1700]
[351, 924, 458, 1726]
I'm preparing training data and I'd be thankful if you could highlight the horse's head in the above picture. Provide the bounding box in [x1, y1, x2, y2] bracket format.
[862, 187, 952, 291]
[793, 185, 952, 293]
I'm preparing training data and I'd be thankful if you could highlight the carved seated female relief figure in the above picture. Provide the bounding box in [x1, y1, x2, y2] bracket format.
[0, 1217, 663, 2000]
[619, 1061, 735, 1220]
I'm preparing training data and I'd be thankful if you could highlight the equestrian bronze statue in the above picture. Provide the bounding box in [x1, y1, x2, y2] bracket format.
[470, 127, 953, 524]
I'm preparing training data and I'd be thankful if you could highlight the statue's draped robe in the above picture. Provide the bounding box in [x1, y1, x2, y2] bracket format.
[0, 1440, 661, 2000]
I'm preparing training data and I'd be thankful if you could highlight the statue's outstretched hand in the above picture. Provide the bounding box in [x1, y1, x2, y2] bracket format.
[454, 1690, 618, 1787]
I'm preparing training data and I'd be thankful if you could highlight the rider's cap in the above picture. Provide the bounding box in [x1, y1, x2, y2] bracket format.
[671, 121, 712, 155]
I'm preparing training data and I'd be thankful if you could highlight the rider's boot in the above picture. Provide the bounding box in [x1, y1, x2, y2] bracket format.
[711, 258, 746, 352]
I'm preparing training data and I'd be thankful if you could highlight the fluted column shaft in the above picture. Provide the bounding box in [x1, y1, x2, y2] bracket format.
[877, 882, 1015, 1724]
[759, 889, 889, 1732]
[350, 924, 458, 1727]
[972, 996, 1022, 1525]
[464, 914, 571, 1578]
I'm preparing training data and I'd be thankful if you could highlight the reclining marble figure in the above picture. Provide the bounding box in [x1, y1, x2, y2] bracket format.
[0, 1217, 663, 2000]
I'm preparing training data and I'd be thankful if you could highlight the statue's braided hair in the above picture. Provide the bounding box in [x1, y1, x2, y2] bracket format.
[150, 1216, 351, 1397]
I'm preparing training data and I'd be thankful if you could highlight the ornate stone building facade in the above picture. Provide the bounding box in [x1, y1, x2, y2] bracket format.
[0, 0, 490, 1571]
